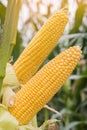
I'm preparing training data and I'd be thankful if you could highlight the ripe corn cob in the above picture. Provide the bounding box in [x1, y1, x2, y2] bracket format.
[13, 8, 68, 84]
[9, 46, 82, 125]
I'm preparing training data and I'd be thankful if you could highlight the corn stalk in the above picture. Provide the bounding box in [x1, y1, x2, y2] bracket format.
[0, 0, 21, 92]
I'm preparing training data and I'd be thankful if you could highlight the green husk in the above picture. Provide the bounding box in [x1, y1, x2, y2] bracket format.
[0, 63, 20, 99]
[3, 63, 20, 88]
[0, 105, 18, 130]
[2, 87, 16, 107]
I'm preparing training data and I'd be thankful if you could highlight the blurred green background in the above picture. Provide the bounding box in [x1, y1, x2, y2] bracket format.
[0, 0, 87, 129]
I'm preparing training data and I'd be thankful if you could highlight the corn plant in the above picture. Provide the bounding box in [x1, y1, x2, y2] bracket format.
[0, 0, 84, 130]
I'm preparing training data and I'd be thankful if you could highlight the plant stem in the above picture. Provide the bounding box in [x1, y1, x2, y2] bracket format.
[0, 0, 21, 92]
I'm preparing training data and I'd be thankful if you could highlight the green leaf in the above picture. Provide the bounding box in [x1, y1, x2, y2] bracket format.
[62, 121, 87, 130]
[70, 4, 87, 33]
[70, 75, 87, 80]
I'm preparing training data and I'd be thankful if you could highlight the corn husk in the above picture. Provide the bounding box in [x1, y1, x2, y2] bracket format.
[0, 105, 18, 130]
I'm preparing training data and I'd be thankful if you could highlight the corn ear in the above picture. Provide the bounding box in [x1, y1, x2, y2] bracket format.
[13, 8, 68, 84]
[9, 46, 81, 125]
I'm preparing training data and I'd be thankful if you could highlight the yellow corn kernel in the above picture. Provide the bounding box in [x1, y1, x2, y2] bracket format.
[13, 9, 68, 84]
[9, 46, 82, 125]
